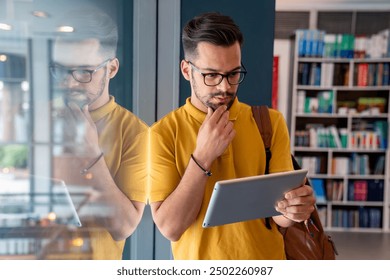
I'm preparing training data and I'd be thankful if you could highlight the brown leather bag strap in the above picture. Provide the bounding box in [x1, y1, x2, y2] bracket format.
[251, 105, 273, 150]
[252, 105, 273, 175]
[252, 105, 273, 230]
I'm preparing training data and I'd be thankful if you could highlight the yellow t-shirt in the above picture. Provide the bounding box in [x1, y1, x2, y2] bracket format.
[88, 96, 148, 259]
[149, 97, 293, 259]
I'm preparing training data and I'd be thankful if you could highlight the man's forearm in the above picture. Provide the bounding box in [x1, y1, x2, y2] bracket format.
[151, 159, 210, 241]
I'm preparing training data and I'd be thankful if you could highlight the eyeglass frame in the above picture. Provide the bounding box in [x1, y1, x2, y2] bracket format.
[50, 58, 112, 83]
[186, 60, 247, 86]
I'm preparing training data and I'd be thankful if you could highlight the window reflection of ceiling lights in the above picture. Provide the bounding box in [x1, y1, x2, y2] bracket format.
[0, 55, 7, 62]
[0, 23, 12, 31]
[21, 81, 29, 92]
[32, 11, 50, 18]
[57, 26, 74, 33]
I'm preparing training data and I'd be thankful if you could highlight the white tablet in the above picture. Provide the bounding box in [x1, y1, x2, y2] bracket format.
[202, 169, 308, 228]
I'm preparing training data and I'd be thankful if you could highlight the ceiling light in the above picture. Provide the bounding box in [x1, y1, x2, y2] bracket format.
[0, 54, 7, 62]
[57, 25, 74, 33]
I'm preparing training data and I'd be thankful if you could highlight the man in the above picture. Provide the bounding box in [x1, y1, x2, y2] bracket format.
[149, 12, 316, 259]
[50, 10, 147, 259]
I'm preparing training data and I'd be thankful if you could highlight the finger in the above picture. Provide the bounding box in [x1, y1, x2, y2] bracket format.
[224, 120, 234, 131]
[284, 205, 314, 221]
[217, 110, 230, 126]
[276, 203, 313, 220]
[204, 106, 213, 122]
[276, 199, 288, 210]
[222, 121, 235, 139]
[218, 124, 235, 146]
[67, 101, 84, 121]
[208, 105, 227, 123]
[81, 105, 95, 126]
[282, 191, 316, 207]
[284, 184, 313, 199]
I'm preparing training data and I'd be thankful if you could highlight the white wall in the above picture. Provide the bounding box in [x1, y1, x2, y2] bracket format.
[273, 39, 292, 121]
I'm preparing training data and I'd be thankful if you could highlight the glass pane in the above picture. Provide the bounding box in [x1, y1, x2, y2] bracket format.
[1, 0, 148, 260]
[0, 54, 29, 143]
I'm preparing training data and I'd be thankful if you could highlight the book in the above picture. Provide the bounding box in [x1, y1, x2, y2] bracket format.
[311, 179, 326, 203]
[357, 63, 368, 86]
[373, 155, 385, 175]
[323, 34, 336, 57]
[320, 63, 334, 87]
[332, 157, 349, 175]
[328, 125, 342, 148]
[354, 35, 368, 58]
[296, 90, 305, 113]
[354, 180, 368, 201]
[317, 91, 333, 113]
[367, 180, 384, 201]
[334, 181, 344, 201]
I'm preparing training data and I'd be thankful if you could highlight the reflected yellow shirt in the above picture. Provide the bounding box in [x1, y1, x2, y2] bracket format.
[89, 96, 148, 260]
[150, 97, 293, 259]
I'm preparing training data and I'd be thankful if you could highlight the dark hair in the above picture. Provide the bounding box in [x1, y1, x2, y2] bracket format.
[55, 8, 118, 59]
[182, 12, 243, 60]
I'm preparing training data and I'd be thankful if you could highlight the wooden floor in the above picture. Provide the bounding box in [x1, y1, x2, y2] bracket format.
[329, 231, 390, 260]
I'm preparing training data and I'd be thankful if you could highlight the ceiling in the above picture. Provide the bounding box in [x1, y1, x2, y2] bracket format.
[1, 0, 390, 39]
[0, 0, 118, 39]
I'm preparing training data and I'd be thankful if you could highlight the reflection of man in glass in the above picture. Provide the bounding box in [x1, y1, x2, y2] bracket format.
[50, 9, 148, 259]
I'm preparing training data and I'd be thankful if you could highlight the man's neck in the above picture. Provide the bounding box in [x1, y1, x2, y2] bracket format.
[88, 92, 110, 111]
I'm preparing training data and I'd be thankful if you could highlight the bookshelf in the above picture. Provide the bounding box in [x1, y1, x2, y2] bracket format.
[290, 30, 390, 233]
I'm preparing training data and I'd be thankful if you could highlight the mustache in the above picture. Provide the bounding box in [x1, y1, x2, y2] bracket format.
[209, 91, 235, 98]
[54, 88, 87, 96]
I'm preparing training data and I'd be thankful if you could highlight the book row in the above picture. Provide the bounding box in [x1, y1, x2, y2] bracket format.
[296, 90, 334, 114]
[297, 154, 385, 176]
[297, 90, 387, 116]
[331, 207, 382, 228]
[297, 62, 390, 87]
[296, 29, 390, 59]
[294, 121, 387, 150]
[312, 179, 384, 203]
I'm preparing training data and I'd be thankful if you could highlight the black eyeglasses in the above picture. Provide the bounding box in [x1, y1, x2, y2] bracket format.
[187, 61, 247, 86]
[50, 59, 112, 83]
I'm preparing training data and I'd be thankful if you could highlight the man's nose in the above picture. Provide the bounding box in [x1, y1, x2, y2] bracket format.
[216, 76, 231, 92]
[61, 74, 80, 88]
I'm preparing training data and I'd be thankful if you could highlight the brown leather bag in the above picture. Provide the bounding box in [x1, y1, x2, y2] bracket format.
[252, 105, 338, 260]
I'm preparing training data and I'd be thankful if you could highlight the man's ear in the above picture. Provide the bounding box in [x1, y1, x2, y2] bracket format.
[180, 60, 191, 81]
[108, 58, 119, 78]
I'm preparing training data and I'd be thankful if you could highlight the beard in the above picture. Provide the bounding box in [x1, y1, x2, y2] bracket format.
[63, 88, 103, 109]
[192, 80, 236, 112]
[58, 71, 107, 109]
[202, 91, 236, 111]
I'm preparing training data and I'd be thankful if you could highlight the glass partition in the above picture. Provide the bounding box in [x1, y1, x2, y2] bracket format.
[0, 0, 147, 260]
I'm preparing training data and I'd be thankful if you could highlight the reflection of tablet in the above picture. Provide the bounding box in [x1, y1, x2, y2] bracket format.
[202, 169, 308, 228]
[52, 180, 83, 227]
